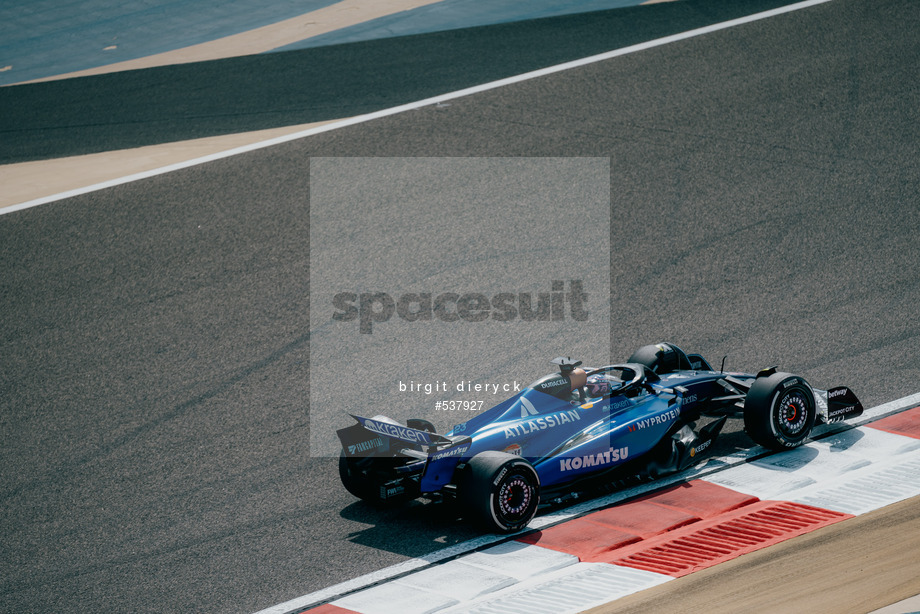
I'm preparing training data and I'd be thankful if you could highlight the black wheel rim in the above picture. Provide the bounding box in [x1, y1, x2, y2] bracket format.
[496, 472, 535, 524]
[775, 389, 810, 438]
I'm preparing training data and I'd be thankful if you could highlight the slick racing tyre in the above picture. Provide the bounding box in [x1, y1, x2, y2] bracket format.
[744, 372, 817, 450]
[338, 451, 414, 506]
[339, 451, 380, 502]
[406, 418, 436, 434]
[628, 343, 689, 375]
[460, 451, 540, 533]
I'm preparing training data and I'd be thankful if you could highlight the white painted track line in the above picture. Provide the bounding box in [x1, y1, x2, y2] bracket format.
[0, 0, 835, 217]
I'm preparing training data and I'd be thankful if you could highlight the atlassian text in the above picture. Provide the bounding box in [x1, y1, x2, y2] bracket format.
[503, 410, 581, 439]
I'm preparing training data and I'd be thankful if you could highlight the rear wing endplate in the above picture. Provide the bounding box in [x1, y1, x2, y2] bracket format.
[816, 386, 864, 424]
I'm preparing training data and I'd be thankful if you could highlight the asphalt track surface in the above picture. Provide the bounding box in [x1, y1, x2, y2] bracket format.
[2, 0, 920, 613]
[3, 0, 808, 163]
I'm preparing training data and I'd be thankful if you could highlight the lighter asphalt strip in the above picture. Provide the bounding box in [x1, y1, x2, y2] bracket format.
[0, 0, 834, 218]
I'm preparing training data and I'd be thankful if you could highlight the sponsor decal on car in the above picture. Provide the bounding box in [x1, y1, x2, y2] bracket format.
[347, 438, 386, 456]
[690, 438, 713, 457]
[628, 407, 681, 432]
[827, 405, 859, 420]
[504, 409, 581, 439]
[358, 417, 434, 444]
[559, 446, 629, 472]
[520, 396, 540, 417]
[431, 445, 470, 461]
[503, 443, 523, 456]
[380, 484, 405, 499]
[536, 377, 568, 391]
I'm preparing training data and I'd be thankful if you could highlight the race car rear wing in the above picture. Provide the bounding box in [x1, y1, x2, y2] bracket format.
[337, 414, 469, 458]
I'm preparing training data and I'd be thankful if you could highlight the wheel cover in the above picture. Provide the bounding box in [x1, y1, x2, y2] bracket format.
[775, 389, 810, 438]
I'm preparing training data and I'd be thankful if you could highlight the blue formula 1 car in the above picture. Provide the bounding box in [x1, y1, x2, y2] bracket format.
[336, 343, 863, 533]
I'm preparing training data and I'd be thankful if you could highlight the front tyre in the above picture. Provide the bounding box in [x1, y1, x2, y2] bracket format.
[460, 451, 540, 533]
[744, 372, 816, 450]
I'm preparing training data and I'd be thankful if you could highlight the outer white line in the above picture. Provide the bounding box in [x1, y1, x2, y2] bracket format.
[853, 390, 920, 425]
[0, 0, 835, 217]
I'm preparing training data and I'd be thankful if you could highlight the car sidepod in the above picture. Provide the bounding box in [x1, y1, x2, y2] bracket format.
[533, 392, 685, 489]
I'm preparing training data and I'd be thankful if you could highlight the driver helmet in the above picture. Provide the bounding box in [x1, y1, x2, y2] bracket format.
[585, 373, 612, 397]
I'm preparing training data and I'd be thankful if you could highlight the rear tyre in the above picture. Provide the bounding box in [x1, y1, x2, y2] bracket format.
[460, 451, 540, 533]
[407, 418, 436, 433]
[339, 451, 375, 501]
[628, 343, 689, 374]
[744, 372, 816, 450]
[338, 451, 415, 506]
